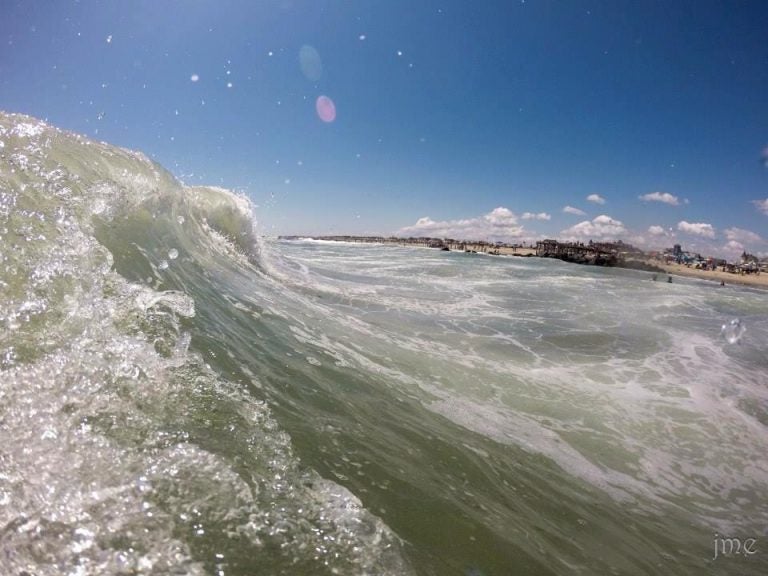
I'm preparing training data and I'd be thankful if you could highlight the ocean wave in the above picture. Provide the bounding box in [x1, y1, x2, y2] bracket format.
[4, 112, 768, 575]
[0, 112, 412, 575]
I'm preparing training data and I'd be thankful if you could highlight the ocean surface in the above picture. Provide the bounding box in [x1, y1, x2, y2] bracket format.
[2, 112, 768, 576]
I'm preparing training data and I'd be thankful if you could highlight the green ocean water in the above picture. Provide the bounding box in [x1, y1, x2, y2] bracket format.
[2, 112, 767, 575]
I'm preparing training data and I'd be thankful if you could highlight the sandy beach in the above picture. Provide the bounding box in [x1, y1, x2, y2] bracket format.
[649, 261, 768, 291]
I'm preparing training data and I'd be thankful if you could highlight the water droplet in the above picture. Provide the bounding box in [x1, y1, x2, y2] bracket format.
[158, 260, 169, 270]
[721, 318, 745, 344]
[106, 35, 112, 43]
[177, 215, 185, 224]
[190, 74, 200, 82]
[168, 249, 179, 260]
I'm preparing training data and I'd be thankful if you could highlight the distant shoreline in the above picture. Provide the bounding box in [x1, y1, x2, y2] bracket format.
[280, 236, 768, 291]
[279, 235, 538, 256]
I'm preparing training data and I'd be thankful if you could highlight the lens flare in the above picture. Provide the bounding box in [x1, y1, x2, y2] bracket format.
[316, 95, 336, 123]
[299, 45, 323, 81]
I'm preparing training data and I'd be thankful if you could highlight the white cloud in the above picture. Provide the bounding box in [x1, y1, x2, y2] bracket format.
[645, 228, 768, 260]
[753, 198, 768, 215]
[724, 227, 763, 244]
[563, 205, 587, 216]
[561, 214, 627, 240]
[639, 191, 680, 206]
[521, 212, 551, 221]
[484, 206, 517, 225]
[398, 207, 531, 242]
[586, 194, 606, 205]
[634, 226, 679, 250]
[677, 221, 715, 238]
[722, 240, 745, 257]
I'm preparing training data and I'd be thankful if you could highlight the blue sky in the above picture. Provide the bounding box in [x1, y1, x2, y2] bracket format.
[1, 0, 767, 257]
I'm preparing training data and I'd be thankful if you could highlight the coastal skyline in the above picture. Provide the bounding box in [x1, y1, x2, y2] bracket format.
[1, 1, 767, 258]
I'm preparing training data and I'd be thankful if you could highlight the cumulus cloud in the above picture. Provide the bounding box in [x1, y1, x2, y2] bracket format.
[753, 198, 768, 215]
[563, 205, 586, 216]
[677, 221, 715, 238]
[586, 194, 606, 205]
[561, 214, 627, 240]
[724, 227, 763, 244]
[397, 207, 530, 242]
[645, 227, 767, 260]
[639, 191, 680, 206]
[521, 212, 551, 221]
[718, 230, 768, 259]
[632, 226, 679, 250]
[723, 240, 745, 257]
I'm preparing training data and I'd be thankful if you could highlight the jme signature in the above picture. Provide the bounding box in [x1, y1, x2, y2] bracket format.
[713, 533, 759, 560]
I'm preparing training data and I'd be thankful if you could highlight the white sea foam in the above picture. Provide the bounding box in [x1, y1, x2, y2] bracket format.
[276, 239, 768, 535]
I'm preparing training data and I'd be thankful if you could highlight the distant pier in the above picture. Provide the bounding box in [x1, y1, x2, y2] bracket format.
[534, 239, 620, 266]
[533, 239, 667, 271]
